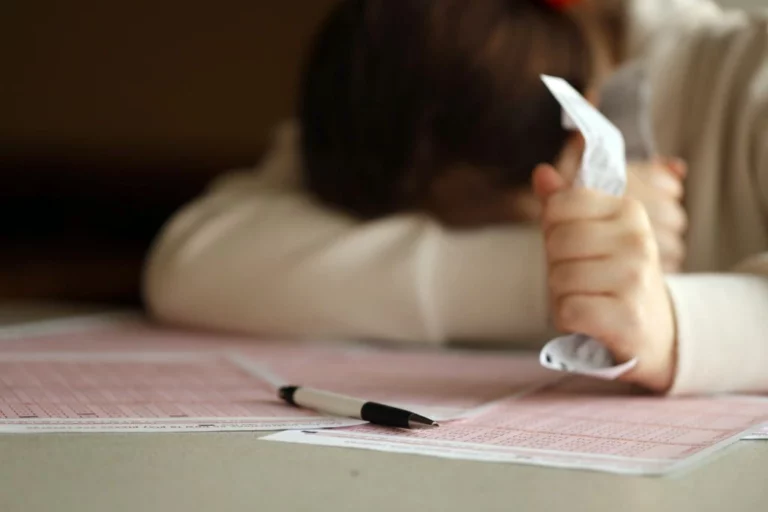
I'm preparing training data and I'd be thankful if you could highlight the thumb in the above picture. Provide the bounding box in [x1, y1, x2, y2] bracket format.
[533, 164, 568, 201]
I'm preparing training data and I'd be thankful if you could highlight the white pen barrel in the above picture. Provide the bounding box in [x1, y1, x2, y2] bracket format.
[293, 388, 364, 419]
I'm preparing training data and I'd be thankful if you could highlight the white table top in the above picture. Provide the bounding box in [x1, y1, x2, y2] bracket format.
[1, 301, 766, 512]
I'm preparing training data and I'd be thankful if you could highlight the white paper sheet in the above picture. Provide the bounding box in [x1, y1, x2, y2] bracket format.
[538, 76, 637, 380]
[264, 379, 768, 476]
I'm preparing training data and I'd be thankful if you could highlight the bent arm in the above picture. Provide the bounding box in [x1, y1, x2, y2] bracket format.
[144, 173, 552, 347]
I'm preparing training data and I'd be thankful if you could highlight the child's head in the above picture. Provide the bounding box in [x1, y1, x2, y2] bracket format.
[299, 0, 624, 226]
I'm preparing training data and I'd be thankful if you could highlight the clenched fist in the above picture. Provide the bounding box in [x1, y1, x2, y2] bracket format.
[534, 163, 678, 392]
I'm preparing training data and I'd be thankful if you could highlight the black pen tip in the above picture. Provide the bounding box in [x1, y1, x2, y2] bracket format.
[408, 413, 440, 429]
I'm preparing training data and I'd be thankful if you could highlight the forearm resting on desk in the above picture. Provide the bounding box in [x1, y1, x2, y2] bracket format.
[144, 190, 552, 346]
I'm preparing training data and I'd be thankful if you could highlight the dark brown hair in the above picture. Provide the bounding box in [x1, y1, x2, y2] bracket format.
[299, 0, 596, 220]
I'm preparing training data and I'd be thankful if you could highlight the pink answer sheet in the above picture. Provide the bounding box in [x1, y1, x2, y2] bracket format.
[265, 379, 768, 476]
[0, 352, 364, 432]
[0, 319, 556, 432]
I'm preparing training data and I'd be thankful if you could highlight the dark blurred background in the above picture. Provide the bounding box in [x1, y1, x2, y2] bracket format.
[0, 0, 758, 305]
[1, 0, 336, 304]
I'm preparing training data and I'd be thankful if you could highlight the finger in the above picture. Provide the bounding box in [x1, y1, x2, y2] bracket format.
[542, 189, 624, 228]
[656, 230, 686, 262]
[660, 157, 688, 179]
[554, 295, 638, 362]
[646, 168, 684, 199]
[656, 231, 686, 272]
[532, 164, 567, 201]
[629, 161, 685, 199]
[549, 258, 647, 299]
[546, 220, 620, 261]
[546, 206, 656, 263]
[643, 197, 688, 233]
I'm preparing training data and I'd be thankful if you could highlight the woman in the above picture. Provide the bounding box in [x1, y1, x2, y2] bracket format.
[145, 0, 768, 395]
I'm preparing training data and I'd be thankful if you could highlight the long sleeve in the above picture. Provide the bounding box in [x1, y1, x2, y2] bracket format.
[649, 8, 768, 394]
[144, 128, 551, 347]
[667, 270, 768, 395]
[624, 0, 723, 60]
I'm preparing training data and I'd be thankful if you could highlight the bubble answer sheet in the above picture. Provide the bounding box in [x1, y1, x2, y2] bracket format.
[0, 318, 557, 433]
[266, 379, 768, 476]
[2, 316, 767, 476]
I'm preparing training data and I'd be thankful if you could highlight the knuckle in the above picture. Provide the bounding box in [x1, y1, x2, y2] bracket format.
[549, 264, 575, 292]
[543, 194, 568, 224]
[547, 224, 589, 260]
[544, 190, 598, 225]
[657, 231, 685, 261]
[557, 297, 591, 332]
[665, 203, 688, 234]
[541, 206, 557, 227]
[546, 225, 572, 257]
[671, 181, 684, 199]
[662, 174, 685, 199]
[622, 303, 643, 332]
[624, 230, 654, 256]
[621, 263, 647, 290]
[621, 198, 647, 220]
[545, 229, 561, 256]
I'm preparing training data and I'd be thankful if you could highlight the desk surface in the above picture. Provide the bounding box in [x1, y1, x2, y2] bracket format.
[1, 302, 767, 512]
